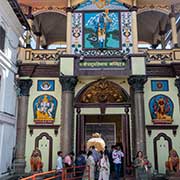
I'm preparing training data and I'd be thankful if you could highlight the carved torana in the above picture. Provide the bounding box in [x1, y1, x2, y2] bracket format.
[79, 79, 128, 103]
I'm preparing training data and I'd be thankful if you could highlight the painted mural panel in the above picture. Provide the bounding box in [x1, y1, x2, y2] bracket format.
[83, 11, 120, 49]
[71, 1, 133, 55]
[151, 80, 169, 91]
[37, 80, 55, 91]
[149, 94, 173, 124]
[33, 94, 57, 124]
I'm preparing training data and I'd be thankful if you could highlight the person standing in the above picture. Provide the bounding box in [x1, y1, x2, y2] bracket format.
[56, 151, 63, 180]
[64, 152, 75, 178]
[98, 152, 110, 180]
[86, 151, 95, 180]
[75, 150, 86, 180]
[112, 144, 124, 180]
[134, 151, 151, 180]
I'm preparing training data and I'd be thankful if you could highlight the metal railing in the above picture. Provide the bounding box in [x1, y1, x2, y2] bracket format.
[21, 165, 90, 180]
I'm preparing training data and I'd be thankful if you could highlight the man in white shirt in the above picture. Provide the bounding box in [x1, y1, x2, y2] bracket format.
[56, 151, 63, 179]
[112, 144, 124, 180]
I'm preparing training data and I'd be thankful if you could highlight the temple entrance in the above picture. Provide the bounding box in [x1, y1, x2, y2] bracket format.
[75, 79, 131, 176]
[84, 115, 122, 149]
[76, 113, 131, 177]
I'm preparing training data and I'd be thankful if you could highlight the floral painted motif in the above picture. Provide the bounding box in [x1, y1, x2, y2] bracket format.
[72, 13, 82, 54]
[121, 12, 132, 54]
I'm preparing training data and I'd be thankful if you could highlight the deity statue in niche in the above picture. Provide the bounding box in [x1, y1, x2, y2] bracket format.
[30, 148, 43, 172]
[149, 94, 173, 124]
[165, 149, 180, 175]
[33, 94, 57, 124]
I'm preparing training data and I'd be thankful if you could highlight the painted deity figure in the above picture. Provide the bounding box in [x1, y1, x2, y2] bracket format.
[36, 95, 54, 120]
[30, 148, 43, 172]
[97, 9, 112, 48]
[165, 149, 180, 174]
[153, 97, 173, 123]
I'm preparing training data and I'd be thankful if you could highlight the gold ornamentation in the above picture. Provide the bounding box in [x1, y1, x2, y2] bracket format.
[92, 0, 111, 9]
[79, 79, 127, 103]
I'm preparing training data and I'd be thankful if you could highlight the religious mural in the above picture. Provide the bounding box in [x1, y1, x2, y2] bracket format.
[33, 94, 57, 124]
[71, 0, 132, 55]
[149, 94, 173, 124]
[83, 10, 120, 49]
[37, 80, 55, 91]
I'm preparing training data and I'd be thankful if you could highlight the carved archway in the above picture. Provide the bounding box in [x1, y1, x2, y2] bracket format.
[75, 79, 129, 105]
[35, 132, 53, 170]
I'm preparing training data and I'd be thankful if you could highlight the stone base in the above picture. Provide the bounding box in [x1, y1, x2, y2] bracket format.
[14, 159, 26, 174]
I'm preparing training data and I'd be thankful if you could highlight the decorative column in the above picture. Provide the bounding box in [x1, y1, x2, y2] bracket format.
[124, 107, 131, 168]
[26, 7, 34, 48]
[14, 79, 32, 174]
[128, 75, 147, 154]
[66, 0, 72, 54]
[34, 32, 42, 49]
[76, 108, 81, 154]
[159, 30, 166, 49]
[169, 5, 178, 48]
[130, 3, 138, 53]
[59, 76, 78, 155]
[175, 78, 180, 111]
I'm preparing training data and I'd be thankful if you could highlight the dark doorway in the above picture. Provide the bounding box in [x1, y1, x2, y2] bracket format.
[76, 114, 131, 177]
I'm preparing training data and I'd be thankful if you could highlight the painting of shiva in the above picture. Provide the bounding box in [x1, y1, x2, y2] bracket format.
[33, 94, 57, 124]
[149, 94, 173, 124]
[83, 10, 120, 49]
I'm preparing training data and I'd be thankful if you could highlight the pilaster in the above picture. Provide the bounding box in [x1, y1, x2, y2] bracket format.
[14, 79, 32, 174]
[59, 76, 78, 155]
[128, 75, 147, 154]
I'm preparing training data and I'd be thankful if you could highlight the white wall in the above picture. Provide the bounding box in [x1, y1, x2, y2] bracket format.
[0, 0, 24, 177]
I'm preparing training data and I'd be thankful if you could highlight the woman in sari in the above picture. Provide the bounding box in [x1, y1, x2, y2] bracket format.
[134, 151, 151, 180]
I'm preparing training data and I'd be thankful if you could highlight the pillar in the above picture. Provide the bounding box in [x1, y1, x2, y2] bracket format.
[159, 30, 166, 49]
[26, 7, 34, 48]
[34, 32, 41, 49]
[66, 0, 72, 54]
[14, 79, 32, 174]
[128, 75, 147, 154]
[169, 5, 178, 48]
[175, 78, 180, 111]
[130, 4, 138, 53]
[59, 76, 78, 155]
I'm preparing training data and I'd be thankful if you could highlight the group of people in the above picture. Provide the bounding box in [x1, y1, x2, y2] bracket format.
[56, 144, 125, 180]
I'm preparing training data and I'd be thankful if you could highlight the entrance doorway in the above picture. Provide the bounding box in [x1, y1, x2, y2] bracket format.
[76, 114, 131, 177]
[84, 115, 122, 149]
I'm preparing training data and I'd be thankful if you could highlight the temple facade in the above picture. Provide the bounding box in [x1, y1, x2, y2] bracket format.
[1, 0, 180, 178]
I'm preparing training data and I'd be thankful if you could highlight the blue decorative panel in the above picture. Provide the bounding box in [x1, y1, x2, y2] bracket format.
[149, 94, 173, 124]
[83, 11, 120, 49]
[33, 94, 57, 124]
[77, 0, 128, 10]
[151, 80, 169, 91]
[37, 80, 55, 91]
